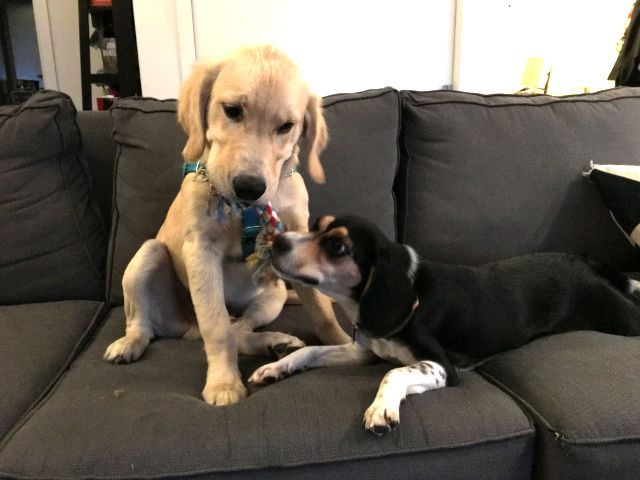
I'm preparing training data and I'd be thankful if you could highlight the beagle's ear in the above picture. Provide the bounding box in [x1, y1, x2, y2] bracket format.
[298, 94, 328, 183]
[358, 241, 417, 338]
[177, 61, 222, 161]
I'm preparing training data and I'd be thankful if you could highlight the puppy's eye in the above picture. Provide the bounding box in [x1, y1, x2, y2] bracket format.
[276, 121, 294, 135]
[223, 104, 243, 121]
[326, 237, 349, 257]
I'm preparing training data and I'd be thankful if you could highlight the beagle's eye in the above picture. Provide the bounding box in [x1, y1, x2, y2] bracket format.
[325, 237, 349, 257]
[223, 104, 243, 122]
[276, 121, 294, 135]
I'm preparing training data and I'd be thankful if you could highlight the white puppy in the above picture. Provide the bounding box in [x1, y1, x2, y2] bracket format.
[104, 46, 350, 406]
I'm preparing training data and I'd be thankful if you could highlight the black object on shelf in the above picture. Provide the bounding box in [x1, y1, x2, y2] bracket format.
[1, 2, 39, 105]
[78, 0, 141, 110]
[609, 1, 640, 87]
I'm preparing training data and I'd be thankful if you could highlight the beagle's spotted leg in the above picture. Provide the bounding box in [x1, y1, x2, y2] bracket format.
[363, 360, 447, 436]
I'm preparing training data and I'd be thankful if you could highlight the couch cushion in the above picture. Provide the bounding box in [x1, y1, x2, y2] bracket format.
[303, 88, 400, 241]
[398, 87, 640, 271]
[106, 98, 185, 305]
[0, 301, 105, 442]
[107, 89, 400, 304]
[0, 90, 107, 304]
[479, 331, 640, 480]
[0, 306, 534, 480]
[76, 111, 117, 231]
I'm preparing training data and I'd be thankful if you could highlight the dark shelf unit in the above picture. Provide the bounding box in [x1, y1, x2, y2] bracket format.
[78, 0, 141, 110]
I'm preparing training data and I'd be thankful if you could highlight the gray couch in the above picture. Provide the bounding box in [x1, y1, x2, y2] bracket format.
[1, 86, 639, 479]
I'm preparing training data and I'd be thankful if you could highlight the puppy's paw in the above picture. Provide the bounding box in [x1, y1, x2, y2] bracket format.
[103, 334, 149, 364]
[363, 399, 400, 436]
[268, 335, 305, 359]
[202, 380, 247, 406]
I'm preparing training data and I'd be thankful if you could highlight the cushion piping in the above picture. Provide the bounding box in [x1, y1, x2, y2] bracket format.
[402, 88, 640, 108]
[478, 369, 640, 445]
[322, 86, 397, 108]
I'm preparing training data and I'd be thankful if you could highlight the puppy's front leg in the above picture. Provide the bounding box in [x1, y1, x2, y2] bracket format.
[292, 283, 352, 345]
[363, 361, 447, 436]
[183, 236, 246, 406]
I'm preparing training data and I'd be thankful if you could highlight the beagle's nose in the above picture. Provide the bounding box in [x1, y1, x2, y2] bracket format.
[272, 234, 292, 256]
[233, 175, 266, 202]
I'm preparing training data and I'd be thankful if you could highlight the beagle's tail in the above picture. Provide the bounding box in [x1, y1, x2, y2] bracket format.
[628, 278, 640, 297]
[599, 269, 640, 298]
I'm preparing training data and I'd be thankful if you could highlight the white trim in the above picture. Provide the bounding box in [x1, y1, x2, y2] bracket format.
[591, 164, 640, 183]
[174, 0, 197, 84]
[133, 0, 191, 98]
[33, 0, 58, 90]
[452, 0, 463, 90]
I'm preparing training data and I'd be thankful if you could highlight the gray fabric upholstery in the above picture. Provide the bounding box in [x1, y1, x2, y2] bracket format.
[0, 91, 107, 304]
[0, 306, 534, 479]
[398, 87, 640, 271]
[106, 98, 185, 305]
[76, 110, 117, 230]
[257, 303, 353, 346]
[0, 301, 105, 441]
[106, 89, 400, 304]
[5, 87, 640, 479]
[303, 88, 400, 240]
[479, 331, 640, 480]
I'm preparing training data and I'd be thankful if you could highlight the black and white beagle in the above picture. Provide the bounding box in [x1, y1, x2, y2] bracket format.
[249, 215, 640, 435]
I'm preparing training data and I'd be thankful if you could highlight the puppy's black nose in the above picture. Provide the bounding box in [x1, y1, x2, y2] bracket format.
[233, 175, 266, 202]
[272, 234, 292, 256]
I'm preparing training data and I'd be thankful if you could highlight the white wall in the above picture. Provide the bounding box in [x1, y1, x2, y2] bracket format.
[455, 0, 631, 94]
[132, 0, 195, 102]
[33, 0, 82, 108]
[134, 0, 456, 99]
[34, 0, 631, 108]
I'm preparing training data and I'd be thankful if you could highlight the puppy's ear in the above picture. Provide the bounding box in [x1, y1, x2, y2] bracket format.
[299, 94, 328, 183]
[177, 61, 222, 160]
[358, 241, 417, 338]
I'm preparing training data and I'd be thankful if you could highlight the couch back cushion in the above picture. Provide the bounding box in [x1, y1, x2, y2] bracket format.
[76, 111, 117, 232]
[0, 91, 107, 304]
[398, 87, 640, 270]
[106, 98, 186, 305]
[107, 89, 400, 304]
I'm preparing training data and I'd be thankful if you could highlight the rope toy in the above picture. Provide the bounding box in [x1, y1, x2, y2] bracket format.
[245, 203, 284, 283]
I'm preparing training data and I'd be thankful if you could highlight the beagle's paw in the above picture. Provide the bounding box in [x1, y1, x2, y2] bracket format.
[363, 398, 400, 436]
[202, 380, 247, 406]
[103, 333, 150, 364]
